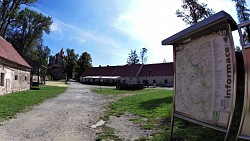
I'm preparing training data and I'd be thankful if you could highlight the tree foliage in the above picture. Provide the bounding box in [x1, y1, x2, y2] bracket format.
[0, 0, 37, 37]
[77, 52, 92, 78]
[0, 1, 52, 74]
[65, 48, 79, 80]
[5, 8, 52, 73]
[140, 48, 148, 64]
[6, 8, 52, 56]
[30, 38, 51, 70]
[232, 0, 250, 42]
[127, 50, 140, 65]
[176, 0, 214, 25]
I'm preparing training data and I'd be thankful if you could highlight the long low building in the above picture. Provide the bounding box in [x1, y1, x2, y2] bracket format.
[80, 63, 173, 87]
[0, 36, 31, 95]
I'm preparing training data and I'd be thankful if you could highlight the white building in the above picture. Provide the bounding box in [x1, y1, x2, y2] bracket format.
[80, 63, 173, 87]
[0, 36, 31, 95]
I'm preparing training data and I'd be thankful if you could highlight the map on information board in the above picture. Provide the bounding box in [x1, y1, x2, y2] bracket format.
[175, 33, 234, 127]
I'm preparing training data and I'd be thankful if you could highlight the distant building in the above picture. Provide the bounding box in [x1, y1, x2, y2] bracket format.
[47, 48, 66, 80]
[0, 36, 32, 95]
[80, 63, 174, 87]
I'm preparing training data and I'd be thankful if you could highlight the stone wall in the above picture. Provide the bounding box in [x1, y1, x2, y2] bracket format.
[0, 64, 30, 95]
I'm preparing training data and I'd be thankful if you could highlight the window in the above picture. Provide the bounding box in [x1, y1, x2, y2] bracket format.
[25, 76, 27, 81]
[165, 79, 168, 84]
[15, 75, 18, 80]
[0, 73, 4, 86]
[153, 79, 156, 83]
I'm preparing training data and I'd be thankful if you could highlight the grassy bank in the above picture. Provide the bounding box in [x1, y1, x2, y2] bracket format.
[94, 88, 171, 140]
[0, 86, 67, 123]
[94, 88, 243, 141]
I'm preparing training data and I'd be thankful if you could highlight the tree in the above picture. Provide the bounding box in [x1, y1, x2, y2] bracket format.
[4, 8, 52, 74]
[77, 52, 93, 79]
[65, 48, 79, 80]
[6, 8, 52, 56]
[232, 0, 250, 42]
[0, 0, 37, 37]
[140, 48, 148, 64]
[0, 0, 52, 77]
[35, 39, 51, 66]
[176, 0, 214, 25]
[127, 50, 139, 65]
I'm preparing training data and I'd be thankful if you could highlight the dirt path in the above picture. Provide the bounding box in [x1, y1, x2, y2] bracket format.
[0, 82, 108, 141]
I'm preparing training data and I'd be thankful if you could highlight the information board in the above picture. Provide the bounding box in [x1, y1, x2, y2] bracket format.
[162, 11, 238, 141]
[174, 29, 235, 128]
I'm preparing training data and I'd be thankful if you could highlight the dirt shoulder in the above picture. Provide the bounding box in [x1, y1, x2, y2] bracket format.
[45, 80, 69, 87]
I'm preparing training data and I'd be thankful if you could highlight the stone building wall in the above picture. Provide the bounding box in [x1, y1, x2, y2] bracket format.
[0, 64, 30, 95]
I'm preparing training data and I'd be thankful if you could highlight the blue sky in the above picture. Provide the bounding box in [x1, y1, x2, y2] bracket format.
[33, 0, 249, 67]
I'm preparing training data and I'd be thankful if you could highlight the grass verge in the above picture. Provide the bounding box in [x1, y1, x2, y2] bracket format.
[94, 88, 243, 141]
[0, 86, 67, 123]
[91, 88, 133, 96]
[93, 88, 171, 140]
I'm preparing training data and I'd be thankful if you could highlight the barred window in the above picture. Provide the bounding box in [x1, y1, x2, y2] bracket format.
[15, 75, 18, 80]
[0, 73, 4, 86]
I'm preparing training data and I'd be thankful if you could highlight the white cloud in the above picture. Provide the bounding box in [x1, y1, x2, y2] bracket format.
[50, 21, 63, 35]
[113, 0, 245, 63]
[49, 18, 122, 49]
[113, 0, 185, 63]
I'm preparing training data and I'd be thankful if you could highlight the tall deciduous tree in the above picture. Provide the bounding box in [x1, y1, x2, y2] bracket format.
[34, 38, 51, 66]
[7, 8, 52, 56]
[77, 52, 92, 78]
[127, 50, 139, 65]
[232, 0, 250, 42]
[0, 0, 37, 37]
[65, 48, 79, 80]
[176, 0, 214, 25]
[5, 8, 52, 73]
[140, 48, 148, 64]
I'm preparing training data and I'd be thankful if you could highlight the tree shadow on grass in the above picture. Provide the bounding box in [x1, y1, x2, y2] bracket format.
[139, 96, 172, 110]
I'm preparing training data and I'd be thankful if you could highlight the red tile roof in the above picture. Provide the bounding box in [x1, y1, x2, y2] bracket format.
[0, 36, 31, 69]
[139, 63, 173, 76]
[112, 64, 142, 77]
[81, 63, 173, 77]
[81, 66, 117, 77]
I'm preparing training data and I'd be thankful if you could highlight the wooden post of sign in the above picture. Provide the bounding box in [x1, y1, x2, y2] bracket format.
[236, 20, 250, 141]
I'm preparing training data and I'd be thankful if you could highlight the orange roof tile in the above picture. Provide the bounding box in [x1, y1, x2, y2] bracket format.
[81, 63, 173, 77]
[0, 36, 31, 69]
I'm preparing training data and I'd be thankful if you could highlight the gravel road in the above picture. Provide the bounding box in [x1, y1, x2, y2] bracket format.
[0, 82, 108, 141]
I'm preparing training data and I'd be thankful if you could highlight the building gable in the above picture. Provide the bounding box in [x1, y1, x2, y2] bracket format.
[0, 36, 31, 70]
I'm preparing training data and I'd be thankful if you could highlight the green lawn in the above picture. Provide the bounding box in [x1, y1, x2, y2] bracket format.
[94, 88, 244, 141]
[0, 86, 67, 123]
[92, 88, 131, 96]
